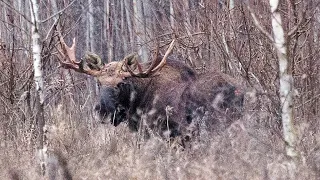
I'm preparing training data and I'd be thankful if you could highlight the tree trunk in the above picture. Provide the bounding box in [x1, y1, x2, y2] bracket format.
[88, 0, 99, 96]
[124, 0, 134, 50]
[106, 0, 114, 62]
[143, 1, 152, 42]
[88, 0, 95, 53]
[169, 0, 175, 28]
[133, 0, 148, 62]
[29, 0, 46, 176]
[183, 0, 192, 35]
[120, 0, 128, 53]
[270, 0, 297, 160]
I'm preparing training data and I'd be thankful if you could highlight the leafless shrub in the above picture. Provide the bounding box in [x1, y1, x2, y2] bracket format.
[0, 0, 320, 179]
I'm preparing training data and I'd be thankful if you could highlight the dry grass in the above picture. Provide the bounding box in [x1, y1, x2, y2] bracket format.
[1, 1, 319, 179]
[1, 93, 319, 180]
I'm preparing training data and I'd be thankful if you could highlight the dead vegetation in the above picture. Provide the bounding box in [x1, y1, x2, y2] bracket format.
[0, 90, 319, 179]
[1, 1, 320, 179]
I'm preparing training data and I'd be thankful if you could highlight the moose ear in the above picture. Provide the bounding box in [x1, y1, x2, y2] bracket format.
[124, 53, 138, 65]
[122, 53, 139, 71]
[85, 52, 104, 70]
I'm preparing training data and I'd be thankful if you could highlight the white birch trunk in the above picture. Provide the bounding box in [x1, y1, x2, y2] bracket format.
[103, 0, 108, 47]
[124, 0, 134, 49]
[183, 0, 192, 35]
[29, 0, 47, 176]
[270, 0, 297, 158]
[20, 0, 30, 60]
[133, 0, 148, 62]
[229, 0, 234, 38]
[113, 0, 119, 59]
[106, 0, 114, 62]
[50, 0, 58, 20]
[143, 1, 152, 44]
[89, 0, 95, 52]
[229, 0, 234, 10]
[88, 0, 99, 96]
[30, 0, 43, 104]
[1, 4, 8, 42]
[120, 0, 128, 53]
[169, 0, 175, 28]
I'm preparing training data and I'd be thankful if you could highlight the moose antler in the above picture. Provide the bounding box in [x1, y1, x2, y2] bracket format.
[56, 32, 102, 76]
[124, 39, 176, 78]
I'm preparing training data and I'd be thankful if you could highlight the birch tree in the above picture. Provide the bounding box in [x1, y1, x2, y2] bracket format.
[29, 0, 47, 176]
[124, 0, 134, 49]
[169, 0, 175, 28]
[248, 0, 298, 159]
[133, 0, 149, 62]
[270, 0, 297, 159]
[120, 0, 128, 53]
[88, 0, 95, 53]
[104, 0, 114, 62]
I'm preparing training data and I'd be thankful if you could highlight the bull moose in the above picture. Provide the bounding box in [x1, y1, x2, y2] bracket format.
[56, 36, 244, 140]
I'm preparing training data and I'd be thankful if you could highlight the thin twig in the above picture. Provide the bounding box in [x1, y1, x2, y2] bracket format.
[44, 16, 60, 40]
[143, 32, 207, 46]
[287, 12, 305, 37]
[40, 0, 76, 23]
[246, 4, 274, 42]
[0, 0, 32, 24]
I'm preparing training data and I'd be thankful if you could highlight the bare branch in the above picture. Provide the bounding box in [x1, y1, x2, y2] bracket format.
[0, 0, 32, 24]
[246, 4, 274, 42]
[40, 0, 76, 23]
[287, 12, 305, 37]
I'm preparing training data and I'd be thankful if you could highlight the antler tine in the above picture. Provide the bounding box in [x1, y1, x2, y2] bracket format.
[56, 31, 102, 76]
[151, 39, 175, 73]
[58, 31, 79, 65]
[123, 39, 175, 78]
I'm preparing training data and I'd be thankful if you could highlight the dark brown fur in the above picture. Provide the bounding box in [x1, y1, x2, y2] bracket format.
[97, 58, 195, 137]
[96, 56, 244, 138]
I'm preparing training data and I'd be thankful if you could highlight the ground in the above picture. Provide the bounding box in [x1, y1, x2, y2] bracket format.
[0, 95, 319, 180]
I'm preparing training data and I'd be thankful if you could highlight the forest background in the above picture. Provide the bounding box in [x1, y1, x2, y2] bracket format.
[0, 0, 319, 179]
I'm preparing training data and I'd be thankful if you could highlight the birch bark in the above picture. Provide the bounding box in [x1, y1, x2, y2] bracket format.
[270, 0, 297, 159]
[29, 0, 47, 176]
[169, 0, 175, 28]
[88, 0, 95, 52]
[124, 0, 134, 49]
[133, 0, 148, 62]
[120, 0, 128, 53]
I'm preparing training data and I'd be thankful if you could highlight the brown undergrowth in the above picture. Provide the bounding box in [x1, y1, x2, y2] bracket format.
[1, 94, 319, 180]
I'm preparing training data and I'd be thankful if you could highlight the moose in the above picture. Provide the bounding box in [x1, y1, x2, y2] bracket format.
[56, 36, 244, 140]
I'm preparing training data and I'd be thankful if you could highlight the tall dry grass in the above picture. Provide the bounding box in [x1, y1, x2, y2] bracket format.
[1, 88, 319, 180]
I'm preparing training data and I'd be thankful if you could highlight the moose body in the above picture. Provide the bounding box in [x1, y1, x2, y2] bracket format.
[95, 57, 244, 138]
[96, 58, 197, 137]
[56, 37, 244, 139]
